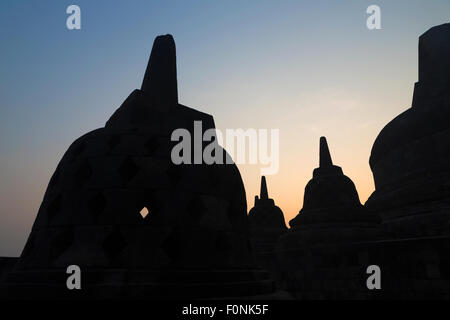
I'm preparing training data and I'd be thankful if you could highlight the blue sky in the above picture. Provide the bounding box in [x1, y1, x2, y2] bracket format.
[1, 0, 449, 255]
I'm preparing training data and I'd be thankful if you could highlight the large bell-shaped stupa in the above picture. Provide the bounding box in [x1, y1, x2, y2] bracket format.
[1, 35, 275, 299]
[366, 23, 450, 237]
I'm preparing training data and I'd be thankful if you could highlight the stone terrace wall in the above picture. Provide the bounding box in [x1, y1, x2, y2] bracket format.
[256, 236, 450, 299]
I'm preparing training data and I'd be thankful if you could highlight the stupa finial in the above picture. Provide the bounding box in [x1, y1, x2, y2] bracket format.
[418, 23, 450, 85]
[260, 176, 268, 200]
[141, 34, 178, 105]
[319, 136, 333, 167]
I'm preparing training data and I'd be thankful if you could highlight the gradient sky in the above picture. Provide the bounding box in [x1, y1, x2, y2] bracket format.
[1, 0, 449, 256]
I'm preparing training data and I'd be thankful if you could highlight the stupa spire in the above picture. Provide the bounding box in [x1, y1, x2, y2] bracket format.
[418, 23, 450, 86]
[141, 34, 178, 106]
[319, 136, 333, 167]
[260, 176, 268, 200]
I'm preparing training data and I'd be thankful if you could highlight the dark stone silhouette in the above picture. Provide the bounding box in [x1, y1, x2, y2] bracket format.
[281, 137, 382, 247]
[0, 258, 17, 283]
[0, 35, 276, 299]
[2, 23, 450, 300]
[248, 176, 287, 253]
[274, 133, 450, 299]
[271, 24, 450, 299]
[366, 23, 450, 237]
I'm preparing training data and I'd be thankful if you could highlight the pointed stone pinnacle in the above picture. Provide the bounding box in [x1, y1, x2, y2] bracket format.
[141, 34, 178, 106]
[319, 136, 333, 167]
[418, 23, 450, 85]
[260, 176, 268, 200]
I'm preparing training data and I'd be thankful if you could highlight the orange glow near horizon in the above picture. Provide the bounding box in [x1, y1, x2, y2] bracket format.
[236, 137, 377, 228]
[214, 87, 402, 228]
[4, 0, 450, 256]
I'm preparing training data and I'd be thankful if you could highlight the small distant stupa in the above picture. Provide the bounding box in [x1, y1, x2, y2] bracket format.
[248, 176, 287, 252]
[367, 23, 450, 237]
[281, 137, 382, 248]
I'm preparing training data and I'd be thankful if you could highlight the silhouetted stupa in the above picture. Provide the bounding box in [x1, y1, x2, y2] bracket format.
[366, 23, 450, 237]
[0, 35, 275, 299]
[248, 176, 287, 253]
[281, 137, 381, 247]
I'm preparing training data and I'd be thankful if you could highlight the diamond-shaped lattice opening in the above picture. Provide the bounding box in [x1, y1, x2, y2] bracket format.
[74, 160, 93, 187]
[47, 194, 62, 221]
[118, 157, 139, 185]
[107, 135, 121, 150]
[139, 206, 149, 219]
[103, 228, 127, 261]
[87, 193, 107, 219]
